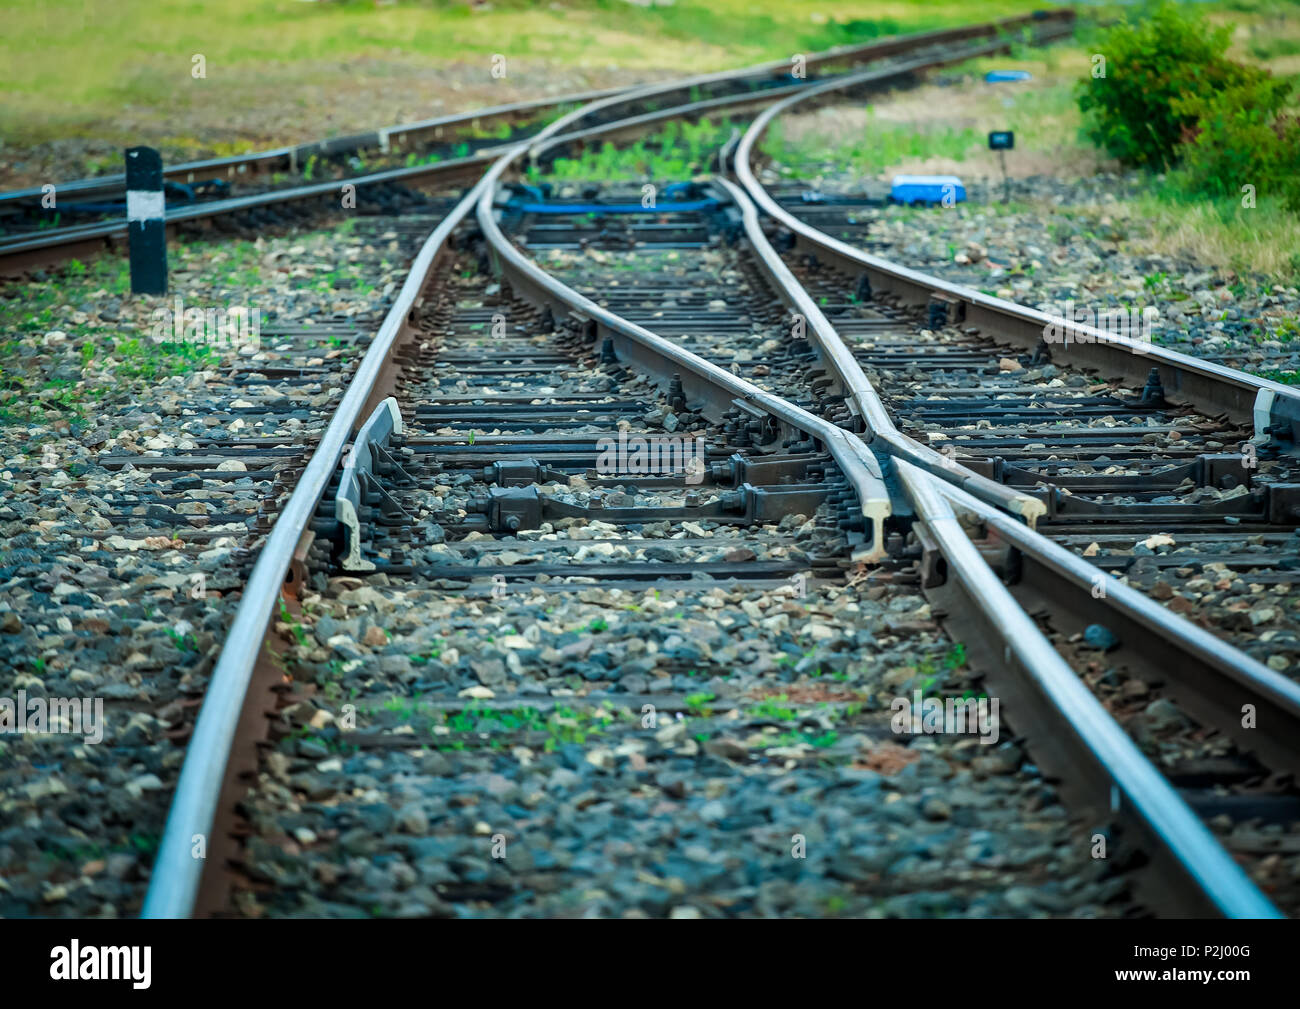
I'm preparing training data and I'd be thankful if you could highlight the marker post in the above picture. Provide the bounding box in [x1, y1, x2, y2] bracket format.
[126, 146, 167, 295]
[988, 131, 1014, 206]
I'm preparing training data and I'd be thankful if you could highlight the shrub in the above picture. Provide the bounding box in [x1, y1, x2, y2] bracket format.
[1076, 2, 1270, 168]
[1174, 80, 1300, 211]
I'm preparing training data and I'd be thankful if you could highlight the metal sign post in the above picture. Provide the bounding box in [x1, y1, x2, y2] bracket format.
[126, 146, 167, 295]
[988, 131, 1014, 205]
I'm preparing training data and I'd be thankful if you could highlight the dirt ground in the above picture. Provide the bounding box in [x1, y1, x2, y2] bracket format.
[0, 60, 675, 189]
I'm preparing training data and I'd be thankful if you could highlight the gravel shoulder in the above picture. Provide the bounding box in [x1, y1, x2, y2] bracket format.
[0, 217, 419, 916]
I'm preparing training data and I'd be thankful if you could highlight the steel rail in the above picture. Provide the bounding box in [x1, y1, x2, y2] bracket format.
[140, 177, 491, 919]
[718, 161, 1285, 915]
[719, 116, 1291, 914]
[0, 89, 624, 210]
[893, 459, 1281, 918]
[474, 160, 894, 558]
[528, 24, 1038, 168]
[934, 476, 1300, 781]
[531, 164, 1286, 912]
[139, 6, 1269, 919]
[0, 79, 903, 270]
[5, 16, 1076, 275]
[731, 59, 1300, 443]
[4, 73, 771, 265]
[463, 24, 1080, 546]
[0, 9, 1071, 211]
[712, 174, 1047, 527]
[141, 13, 1079, 918]
[524, 23, 1072, 174]
[707, 65, 1289, 913]
[720, 154, 1300, 780]
[140, 44, 918, 916]
[6, 78, 808, 264]
[3, 11, 1075, 273]
[0, 149, 500, 266]
[142, 43, 952, 917]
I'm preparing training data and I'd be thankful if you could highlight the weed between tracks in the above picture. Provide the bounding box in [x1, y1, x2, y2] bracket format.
[0, 256, 220, 424]
[530, 118, 741, 183]
[0, 223, 395, 429]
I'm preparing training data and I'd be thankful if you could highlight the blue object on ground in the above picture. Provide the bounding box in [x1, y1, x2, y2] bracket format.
[985, 70, 1032, 82]
[890, 175, 966, 205]
[1083, 624, 1120, 651]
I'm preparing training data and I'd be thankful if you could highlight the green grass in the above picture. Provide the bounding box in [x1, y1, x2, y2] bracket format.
[755, 728, 839, 749]
[684, 692, 716, 715]
[762, 113, 980, 178]
[278, 601, 310, 648]
[0, 224, 381, 427]
[750, 696, 799, 721]
[164, 627, 198, 652]
[1117, 183, 1300, 282]
[103, 337, 218, 382]
[409, 641, 445, 665]
[437, 703, 616, 751]
[534, 117, 739, 182]
[757, 9, 1300, 284]
[345, 699, 623, 753]
[0, 0, 1051, 154]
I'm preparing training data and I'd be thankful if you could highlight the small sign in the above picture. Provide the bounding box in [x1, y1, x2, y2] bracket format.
[125, 146, 168, 295]
[988, 131, 1015, 151]
[985, 70, 1032, 83]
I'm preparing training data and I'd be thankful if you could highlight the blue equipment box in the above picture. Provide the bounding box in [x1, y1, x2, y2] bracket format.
[890, 175, 966, 205]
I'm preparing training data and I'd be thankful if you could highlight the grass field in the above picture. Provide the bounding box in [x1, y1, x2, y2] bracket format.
[2, 1, 1297, 279]
[0, 0, 1048, 161]
[760, 1, 1300, 281]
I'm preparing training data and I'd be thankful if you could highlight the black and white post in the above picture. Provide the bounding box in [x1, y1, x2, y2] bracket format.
[126, 146, 167, 295]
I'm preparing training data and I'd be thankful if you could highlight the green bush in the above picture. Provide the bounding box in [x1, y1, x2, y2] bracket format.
[1076, 2, 1270, 169]
[1174, 80, 1300, 211]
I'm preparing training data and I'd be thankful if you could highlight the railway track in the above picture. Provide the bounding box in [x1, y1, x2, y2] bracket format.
[0, 11, 1073, 277]
[17, 8, 1299, 920]
[465, 168, 1300, 915]
[0, 212, 448, 917]
[2, 10, 1068, 229]
[725, 72, 1300, 912]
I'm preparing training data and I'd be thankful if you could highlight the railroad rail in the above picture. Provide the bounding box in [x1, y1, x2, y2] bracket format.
[486, 171, 1300, 913]
[131, 10, 1080, 918]
[0, 10, 1063, 222]
[0, 10, 1073, 276]
[459, 123, 1295, 914]
[729, 68, 1300, 443]
[15, 7, 1294, 919]
[723, 57, 1300, 913]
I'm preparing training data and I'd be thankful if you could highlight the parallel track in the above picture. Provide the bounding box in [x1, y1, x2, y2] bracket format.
[724, 62, 1300, 914]
[20, 9, 1293, 919]
[140, 7, 1299, 918]
[0, 11, 1071, 276]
